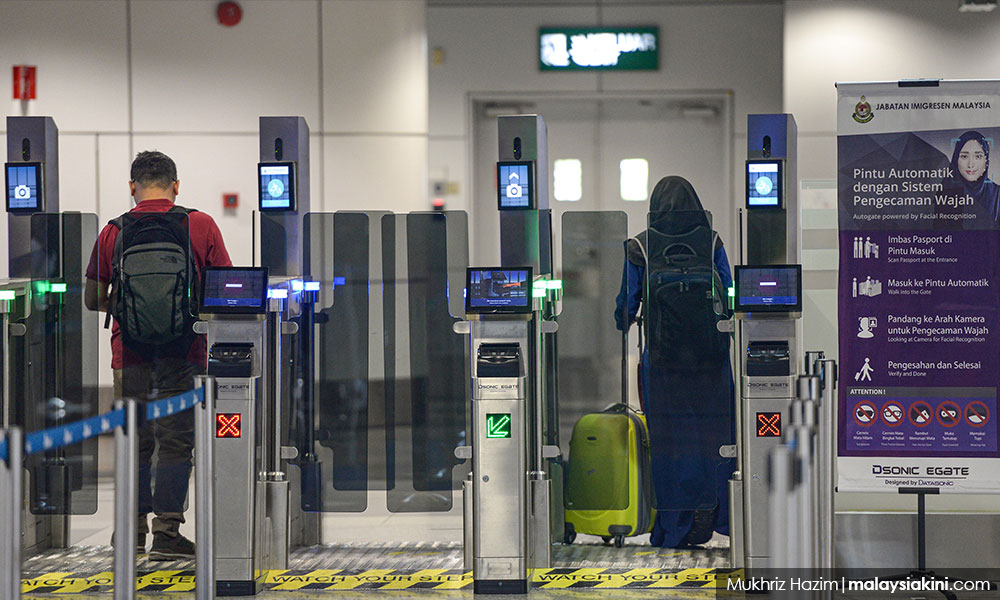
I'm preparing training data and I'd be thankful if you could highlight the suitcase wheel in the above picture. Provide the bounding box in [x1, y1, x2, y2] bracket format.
[601, 536, 612, 545]
[613, 534, 625, 548]
[563, 523, 576, 545]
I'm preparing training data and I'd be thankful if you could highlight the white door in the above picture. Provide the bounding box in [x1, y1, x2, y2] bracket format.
[472, 94, 733, 268]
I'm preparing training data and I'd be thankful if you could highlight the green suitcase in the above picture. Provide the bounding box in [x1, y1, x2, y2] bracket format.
[563, 403, 655, 547]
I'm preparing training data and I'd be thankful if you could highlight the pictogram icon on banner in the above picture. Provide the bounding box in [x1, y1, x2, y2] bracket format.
[936, 401, 961, 428]
[854, 401, 877, 426]
[965, 401, 990, 428]
[881, 401, 904, 426]
[909, 401, 933, 427]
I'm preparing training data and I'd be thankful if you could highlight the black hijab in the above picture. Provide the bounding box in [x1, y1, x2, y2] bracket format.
[627, 176, 718, 266]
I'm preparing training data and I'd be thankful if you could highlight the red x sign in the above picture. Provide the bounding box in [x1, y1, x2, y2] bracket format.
[756, 412, 781, 437]
[216, 413, 242, 438]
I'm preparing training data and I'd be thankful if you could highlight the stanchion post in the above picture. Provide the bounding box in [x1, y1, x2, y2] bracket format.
[818, 359, 837, 570]
[195, 376, 215, 600]
[767, 444, 793, 570]
[1, 428, 22, 600]
[114, 400, 138, 600]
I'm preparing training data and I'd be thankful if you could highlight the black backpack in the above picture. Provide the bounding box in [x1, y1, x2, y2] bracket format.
[105, 206, 199, 357]
[632, 212, 730, 369]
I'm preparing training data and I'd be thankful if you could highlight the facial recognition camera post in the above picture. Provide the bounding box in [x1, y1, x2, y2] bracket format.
[5, 116, 65, 557]
[731, 114, 804, 571]
[256, 116, 320, 560]
[6, 117, 59, 279]
[497, 115, 552, 276]
[258, 117, 310, 277]
[746, 114, 797, 266]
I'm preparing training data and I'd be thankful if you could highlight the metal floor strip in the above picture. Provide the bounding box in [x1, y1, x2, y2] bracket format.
[21, 541, 731, 594]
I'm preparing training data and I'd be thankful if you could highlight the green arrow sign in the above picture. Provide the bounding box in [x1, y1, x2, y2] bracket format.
[486, 413, 512, 439]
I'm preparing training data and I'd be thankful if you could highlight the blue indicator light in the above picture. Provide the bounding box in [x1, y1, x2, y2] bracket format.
[304, 281, 320, 292]
[333, 277, 346, 287]
[291, 280, 304, 292]
[267, 288, 288, 299]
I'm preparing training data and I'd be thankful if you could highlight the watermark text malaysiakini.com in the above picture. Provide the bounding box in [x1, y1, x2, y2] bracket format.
[727, 576, 992, 594]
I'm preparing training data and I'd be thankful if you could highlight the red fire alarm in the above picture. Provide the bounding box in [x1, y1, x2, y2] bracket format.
[12, 66, 37, 100]
[217, 1, 242, 27]
[223, 193, 238, 208]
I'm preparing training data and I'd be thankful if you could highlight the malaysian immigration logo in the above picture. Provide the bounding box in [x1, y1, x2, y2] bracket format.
[853, 96, 874, 123]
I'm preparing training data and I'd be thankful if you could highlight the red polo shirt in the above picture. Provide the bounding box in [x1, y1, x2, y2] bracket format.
[86, 198, 233, 369]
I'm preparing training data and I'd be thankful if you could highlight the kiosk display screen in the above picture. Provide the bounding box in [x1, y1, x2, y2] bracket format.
[734, 265, 802, 313]
[497, 161, 534, 210]
[201, 267, 269, 314]
[466, 267, 532, 313]
[746, 159, 782, 208]
[5, 162, 44, 213]
[258, 162, 296, 212]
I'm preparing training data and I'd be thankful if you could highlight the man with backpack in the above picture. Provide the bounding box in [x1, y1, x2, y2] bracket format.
[614, 175, 736, 549]
[85, 151, 232, 559]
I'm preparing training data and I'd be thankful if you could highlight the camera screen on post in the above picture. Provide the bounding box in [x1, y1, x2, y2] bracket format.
[497, 161, 534, 210]
[746, 159, 782, 209]
[5, 162, 44, 213]
[258, 162, 296, 212]
[466, 267, 533, 314]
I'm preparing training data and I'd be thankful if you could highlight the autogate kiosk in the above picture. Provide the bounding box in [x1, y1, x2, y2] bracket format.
[730, 114, 804, 569]
[198, 266, 272, 596]
[456, 267, 534, 594]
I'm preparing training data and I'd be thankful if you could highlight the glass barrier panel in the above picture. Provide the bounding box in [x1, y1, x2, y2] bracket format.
[18, 213, 100, 515]
[384, 212, 468, 512]
[559, 211, 631, 512]
[299, 212, 373, 512]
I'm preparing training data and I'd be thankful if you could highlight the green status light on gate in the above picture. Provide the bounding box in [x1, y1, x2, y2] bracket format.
[50, 283, 67, 293]
[532, 288, 546, 298]
[486, 413, 512, 439]
[544, 279, 562, 290]
[0, 290, 15, 301]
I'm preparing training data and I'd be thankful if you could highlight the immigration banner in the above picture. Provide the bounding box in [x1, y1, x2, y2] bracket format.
[837, 80, 1000, 493]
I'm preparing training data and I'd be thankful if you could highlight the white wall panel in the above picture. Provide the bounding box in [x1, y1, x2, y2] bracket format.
[57, 134, 97, 214]
[428, 138, 468, 212]
[601, 4, 782, 121]
[785, 0, 1000, 180]
[0, 1, 128, 132]
[131, 0, 321, 132]
[428, 5, 600, 137]
[322, 136, 427, 214]
[323, 0, 429, 135]
[98, 134, 137, 222]
[130, 134, 258, 267]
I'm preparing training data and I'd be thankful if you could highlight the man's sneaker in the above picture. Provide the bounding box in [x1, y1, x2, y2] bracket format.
[149, 532, 195, 560]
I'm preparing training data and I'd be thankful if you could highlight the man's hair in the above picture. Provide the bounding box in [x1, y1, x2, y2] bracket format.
[130, 151, 177, 189]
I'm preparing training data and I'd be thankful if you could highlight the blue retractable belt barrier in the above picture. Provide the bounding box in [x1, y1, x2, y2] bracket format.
[0, 437, 7, 463]
[9, 387, 206, 458]
[144, 388, 203, 423]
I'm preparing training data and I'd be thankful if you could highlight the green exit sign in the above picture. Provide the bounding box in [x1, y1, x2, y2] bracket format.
[486, 413, 512, 439]
[540, 27, 659, 71]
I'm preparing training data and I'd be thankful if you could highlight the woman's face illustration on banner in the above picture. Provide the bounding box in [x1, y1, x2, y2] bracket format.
[958, 139, 987, 183]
